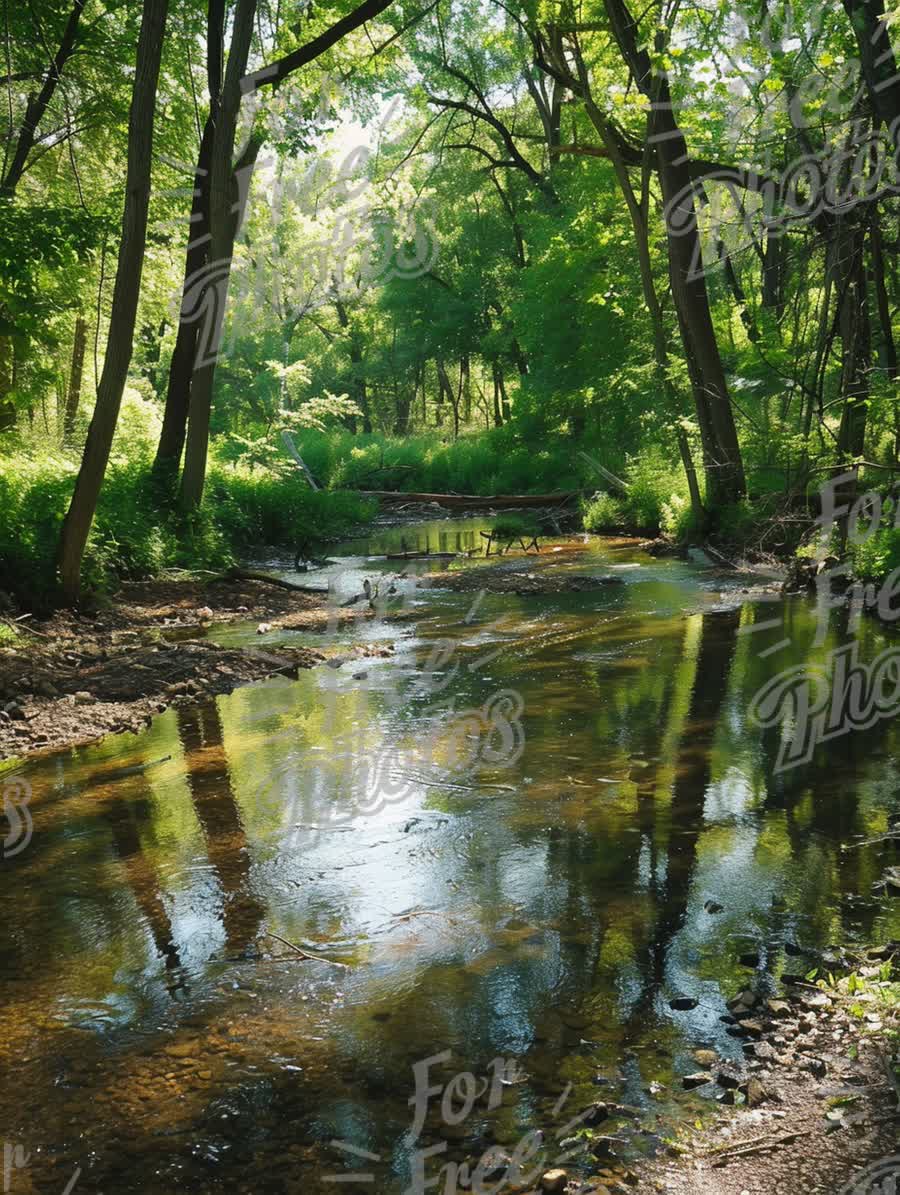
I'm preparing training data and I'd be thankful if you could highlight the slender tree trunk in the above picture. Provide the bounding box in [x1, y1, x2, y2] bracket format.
[761, 231, 785, 318]
[0, 0, 86, 197]
[153, 116, 217, 480]
[179, 0, 258, 510]
[57, 0, 169, 602]
[0, 336, 15, 430]
[578, 79, 707, 526]
[835, 220, 871, 459]
[842, 0, 900, 159]
[180, 0, 398, 509]
[602, 0, 746, 507]
[334, 296, 372, 433]
[461, 355, 471, 422]
[869, 212, 898, 382]
[63, 314, 87, 443]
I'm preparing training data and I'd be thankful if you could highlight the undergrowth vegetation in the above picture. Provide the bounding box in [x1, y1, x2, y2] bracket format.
[0, 447, 374, 608]
[294, 427, 582, 495]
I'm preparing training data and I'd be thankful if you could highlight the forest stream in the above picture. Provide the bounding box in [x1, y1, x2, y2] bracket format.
[2, 519, 898, 1194]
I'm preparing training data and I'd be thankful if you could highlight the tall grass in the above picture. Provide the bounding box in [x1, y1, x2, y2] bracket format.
[295, 428, 583, 495]
[0, 450, 375, 608]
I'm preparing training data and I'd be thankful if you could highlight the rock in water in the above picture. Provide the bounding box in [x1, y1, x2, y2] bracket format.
[683, 1073, 711, 1090]
[540, 1169, 569, 1193]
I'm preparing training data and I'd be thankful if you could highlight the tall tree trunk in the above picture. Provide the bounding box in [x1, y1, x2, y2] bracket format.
[602, 0, 746, 507]
[491, 362, 503, 428]
[334, 296, 372, 433]
[62, 314, 87, 443]
[761, 231, 785, 318]
[869, 212, 898, 382]
[0, 336, 15, 430]
[179, 0, 398, 509]
[835, 220, 871, 459]
[57, 0, 169, 602]
[461, 355, 471, 422]
[153, 0, 225, 482]
[179, 0, 258, 510]
[153, 117, 216, 480]
[0, 0, 86, 197]
[577, 76, 706, 526]
[842, 0, 900, 158]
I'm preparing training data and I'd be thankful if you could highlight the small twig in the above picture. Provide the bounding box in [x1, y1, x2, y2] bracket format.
[842, 832, 900, 851]
[0, 615, 51, 639]
[263, 931, 349, 968]
[707, 1129, 812, 1163]
[389, 770, 515, 793]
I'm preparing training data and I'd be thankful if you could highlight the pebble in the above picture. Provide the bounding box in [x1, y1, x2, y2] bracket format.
[670, 997, 699, 1011]
[540, 1169, 569, 1193]
[694, 1050, 719, 1068]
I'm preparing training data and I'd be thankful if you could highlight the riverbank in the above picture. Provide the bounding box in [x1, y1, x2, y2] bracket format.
[0, 574, 389, 760]
[630, 957, 899, 1195]
[456, 946, 900, 1195]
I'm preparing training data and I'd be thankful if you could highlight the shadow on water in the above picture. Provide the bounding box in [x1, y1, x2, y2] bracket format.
[1, 524, 898, 1192]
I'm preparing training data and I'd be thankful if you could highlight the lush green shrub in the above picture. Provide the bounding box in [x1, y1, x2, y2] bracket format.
[205, 465, 376, 549]
[582, 491, 627, 532]
[849, 525, 900, 585]
[0, 448, 375, 608]
[489, 514, 540, 540]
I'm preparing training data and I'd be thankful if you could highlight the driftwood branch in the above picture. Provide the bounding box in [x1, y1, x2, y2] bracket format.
[227, 567, 328, 595]
[263, 931, 349, 968]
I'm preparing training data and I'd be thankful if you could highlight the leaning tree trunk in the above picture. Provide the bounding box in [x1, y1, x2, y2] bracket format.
[153, 116, 216, 481]
[179, 0, 258, 510]
[62, 314, 87, 443]
[57, 0, 169, 602]
[603, 0, 746, 508]
[0, 0, 86, 197]
[153, 0, 225, 483]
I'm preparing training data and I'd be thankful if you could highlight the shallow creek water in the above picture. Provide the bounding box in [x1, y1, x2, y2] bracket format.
[1, 521, 898, 1194]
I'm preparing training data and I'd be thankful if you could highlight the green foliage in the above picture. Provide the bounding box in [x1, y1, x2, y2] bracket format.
[205, 466, 376, 549]
[0, 448, 374, 607]
[849, 525, 900, 585]
[489, 514, 539, 540]
[295, 428, 581, 496]
[582, 451, 694, 535]
[582, 491, 627, 533]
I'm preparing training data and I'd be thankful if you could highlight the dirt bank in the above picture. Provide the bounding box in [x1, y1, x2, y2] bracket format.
[0, 575, 387, 760]
[482, 946, 900, 1195]
[630, 960, 900, 1195]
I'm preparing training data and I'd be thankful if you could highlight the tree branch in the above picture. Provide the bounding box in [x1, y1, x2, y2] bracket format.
[242, 0, 396, 93]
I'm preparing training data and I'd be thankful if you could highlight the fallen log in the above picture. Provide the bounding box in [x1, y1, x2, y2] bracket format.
[384, 551, 459, 560]
[227, 567, 328, 595]
[359, 489, 577, 510]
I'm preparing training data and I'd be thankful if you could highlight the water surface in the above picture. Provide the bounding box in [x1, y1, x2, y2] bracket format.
[2, 523, 898, 1193]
